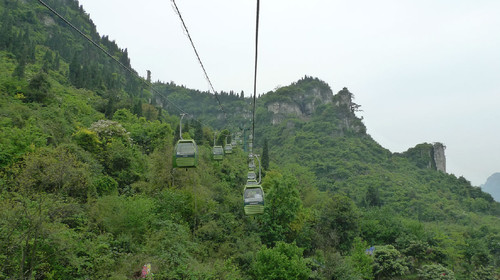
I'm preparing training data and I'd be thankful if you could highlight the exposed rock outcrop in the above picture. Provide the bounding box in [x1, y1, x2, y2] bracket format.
[433, 142, 446, 173]
[262, 77, 367, 137]
[400, 142, 446, 173]
[267, 102, 304, 125]
[264, 76, 333, 125]
[332, 87, 364, 134]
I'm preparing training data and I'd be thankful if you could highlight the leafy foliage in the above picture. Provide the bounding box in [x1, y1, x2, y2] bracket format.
[372, 245, 409, 279]
[1, 1, 500, 279]
[251, 242, 311, 280]
[260, 171, 302, 246]
[417, 264, 455, 280]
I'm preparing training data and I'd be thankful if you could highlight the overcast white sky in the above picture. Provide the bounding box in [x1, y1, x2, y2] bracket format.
[77, 0, 500, 186]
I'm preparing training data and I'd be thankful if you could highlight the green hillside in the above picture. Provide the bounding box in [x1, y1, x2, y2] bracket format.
[1, 1, 499, 279]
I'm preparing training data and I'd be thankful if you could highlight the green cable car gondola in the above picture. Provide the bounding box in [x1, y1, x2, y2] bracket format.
[173, 114, 198, 168]
[247, 171, 256, 181]
[224, 143, 233, 154]
[244, 181, 264, 215]
[173, 139, 198, 168]
[212, 145, 224, 160]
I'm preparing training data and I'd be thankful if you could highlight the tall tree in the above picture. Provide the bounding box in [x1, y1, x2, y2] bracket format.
[251, 242, 310, 280]
[193, 121, 203, 145]
[260, 171, 302, 245]
[262, 138, 269, 170]
[365, 185, 382, 207]
[26, 72, 51, 103]
[316, 194, 360, 252]
[216, 129, 230, 146]
[12, 59, 26, 79]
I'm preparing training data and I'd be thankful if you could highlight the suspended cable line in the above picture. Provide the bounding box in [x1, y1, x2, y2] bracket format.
[251, 0, 261, 154]
[170, 0, 226, 115]
[243, 0, 265, 216]
[37, 0, 132, 76]
[37, 0, 211, 127]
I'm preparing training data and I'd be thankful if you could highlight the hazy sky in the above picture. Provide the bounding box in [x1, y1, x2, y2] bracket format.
[77, 0, 500, 186]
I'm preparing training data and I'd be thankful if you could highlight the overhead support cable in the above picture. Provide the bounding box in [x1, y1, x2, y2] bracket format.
[251, 0, 260, 155]
[38, 0, 131, 74]
[170, 0, 226, 115]
[37, 0, 210, 126]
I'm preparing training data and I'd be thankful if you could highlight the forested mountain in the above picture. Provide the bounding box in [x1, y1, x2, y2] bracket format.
[1, 0, 499, 279]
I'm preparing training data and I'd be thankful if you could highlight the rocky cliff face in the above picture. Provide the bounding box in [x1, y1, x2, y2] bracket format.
[267, 102, 304, 125]
[266, 84, 333, 125]
[264, 77, 334, 125]
[332, 87, 365, 134]
[301, 86, 334, 115]
[263, 78, 367, 137]
[433, 142, 446, 173]
[401, 142, 446, 173]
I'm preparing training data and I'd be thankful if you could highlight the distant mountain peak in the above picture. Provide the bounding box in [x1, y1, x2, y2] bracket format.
[482, 173, 500, 202]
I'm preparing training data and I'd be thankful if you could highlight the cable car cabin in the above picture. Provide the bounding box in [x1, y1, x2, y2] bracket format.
[173, 139, 198, 168]
[244, 182, 264, 215]
[248, 162, 256, 171]
[247, 171, 256, 181]
[246, 179, 258, 185]
[212, 145, 224, 161]
[224, 144, 233, 154]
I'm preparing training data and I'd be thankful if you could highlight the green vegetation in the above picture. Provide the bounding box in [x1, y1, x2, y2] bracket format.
[1, 0, 499, 279]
